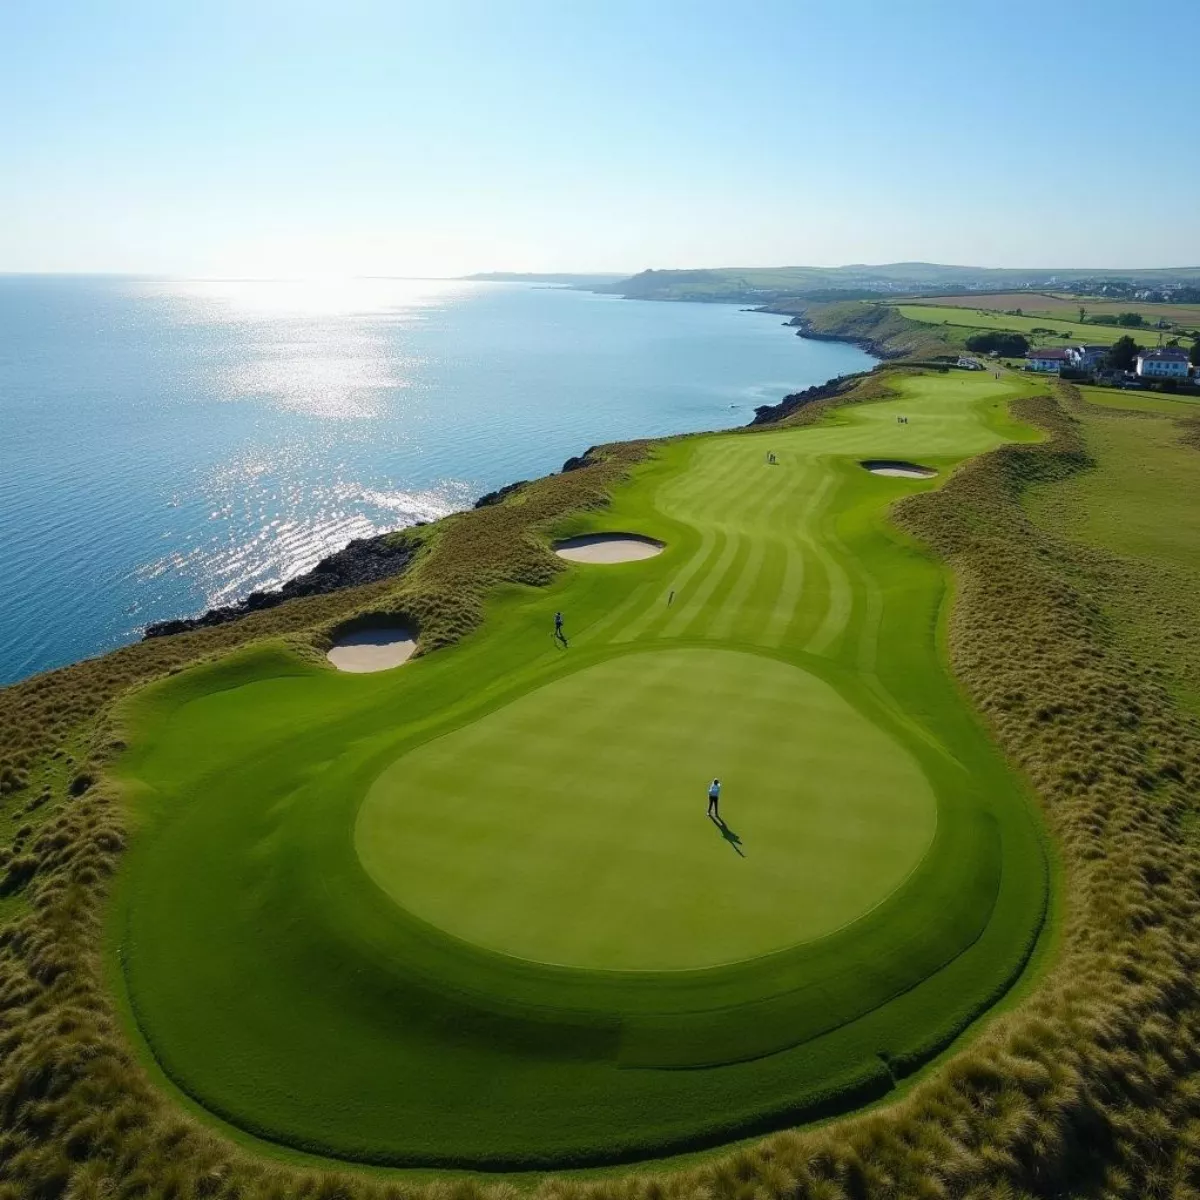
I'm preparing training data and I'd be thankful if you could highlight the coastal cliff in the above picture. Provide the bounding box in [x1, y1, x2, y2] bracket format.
[764, 300, 957, 361]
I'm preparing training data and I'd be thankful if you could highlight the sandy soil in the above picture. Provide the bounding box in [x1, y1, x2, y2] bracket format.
[861, 460, 938, 479]
[554, 534, 665, 563]
[326, 627, 418, 672]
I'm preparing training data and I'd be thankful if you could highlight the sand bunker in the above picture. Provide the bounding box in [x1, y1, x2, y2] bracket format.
[861, 460, 938, 479]
[554, 534, 665, 564]
[326, 627, 418, 673]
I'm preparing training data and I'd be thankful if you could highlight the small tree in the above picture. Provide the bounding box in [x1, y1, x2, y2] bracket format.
[1107, 335, 1142, 372]
[1117, 311, 1145, 327]
[1079, 306, 1087, 323]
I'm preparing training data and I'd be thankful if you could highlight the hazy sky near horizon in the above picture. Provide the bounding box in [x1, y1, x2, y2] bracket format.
[4, 0, 1199, 277]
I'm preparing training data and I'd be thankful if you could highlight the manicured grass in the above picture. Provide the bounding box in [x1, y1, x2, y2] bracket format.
[110, 371, 1050, 1169]
[358, 647, 938, 971]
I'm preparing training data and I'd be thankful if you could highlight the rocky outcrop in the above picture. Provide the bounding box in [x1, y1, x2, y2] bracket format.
[749, 374, 866, 425]
[143, 531, 421, 638]
[561, 447, 601, 472]
[474, 480, 529, 508]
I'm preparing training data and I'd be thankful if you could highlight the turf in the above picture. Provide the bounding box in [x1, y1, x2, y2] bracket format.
[358, 647, 937, 971]
[110, 371, 1051, 1169]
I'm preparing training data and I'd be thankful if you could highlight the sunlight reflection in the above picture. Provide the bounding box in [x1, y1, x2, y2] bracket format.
[136, 276, 476, 318]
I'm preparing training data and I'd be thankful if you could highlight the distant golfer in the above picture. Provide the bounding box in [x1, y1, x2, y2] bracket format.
[553, 611, 567, 647]
[707, 777, 721, 820]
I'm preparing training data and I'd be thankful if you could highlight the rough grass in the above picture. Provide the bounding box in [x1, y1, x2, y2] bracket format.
[1, 369, 1200, 1196]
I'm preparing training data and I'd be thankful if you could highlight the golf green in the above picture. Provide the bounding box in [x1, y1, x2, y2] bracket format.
[359, 648, 936, 971]
[110, 371, 1051, 1169]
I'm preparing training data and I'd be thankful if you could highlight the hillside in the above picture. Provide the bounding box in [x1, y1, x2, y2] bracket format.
[780, 300, 962, 359]
[607, 263, 1200, 304]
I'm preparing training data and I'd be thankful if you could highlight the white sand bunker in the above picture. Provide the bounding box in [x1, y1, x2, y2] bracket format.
[554, 534, 665, 564]
[326, 627, 418, 673]
[861, 460, 938, 479]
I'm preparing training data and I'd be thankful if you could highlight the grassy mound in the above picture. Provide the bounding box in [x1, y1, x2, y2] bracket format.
[106, 371, 1049, 1169]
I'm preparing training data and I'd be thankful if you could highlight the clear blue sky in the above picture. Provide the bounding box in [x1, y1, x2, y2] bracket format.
[3, 0, 1198, 276]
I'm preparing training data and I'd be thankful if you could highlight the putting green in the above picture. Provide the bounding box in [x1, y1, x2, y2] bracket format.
[110, 371, 1051, 1169]
[359, 648, 936, 971]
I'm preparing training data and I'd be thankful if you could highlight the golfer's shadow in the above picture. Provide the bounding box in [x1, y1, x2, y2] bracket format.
[709, 814, 745, 857]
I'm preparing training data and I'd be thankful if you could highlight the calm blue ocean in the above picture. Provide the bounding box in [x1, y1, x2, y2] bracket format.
[0, 276, 872, 684]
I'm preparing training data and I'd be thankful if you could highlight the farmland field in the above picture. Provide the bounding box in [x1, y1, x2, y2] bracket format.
[892, 305, 1196, 350]
[909, 292, 1200, 329]
[110, 372, 1051, 1170]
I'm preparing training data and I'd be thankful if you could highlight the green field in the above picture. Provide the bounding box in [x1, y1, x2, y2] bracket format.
[913, 291, 1200, 329]
[1027, 387, 1200, 723]
[111, 373, 1051, 1170]
[1074, 381, 1200, 416]
[893, 304, 1197, 351]
[1038, 391, 1200, 566]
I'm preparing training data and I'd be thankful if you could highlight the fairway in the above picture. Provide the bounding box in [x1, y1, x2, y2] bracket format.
[359, 648, 936, 971]
[111, 371, 1051, 1169]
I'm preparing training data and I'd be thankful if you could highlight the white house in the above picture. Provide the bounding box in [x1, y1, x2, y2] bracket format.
[1135, 348, 1190, 379]
[1025, 347, 1072, 373]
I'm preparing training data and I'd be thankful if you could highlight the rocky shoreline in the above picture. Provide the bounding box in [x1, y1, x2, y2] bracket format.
[142, 446, 618, 640]
[763, 311, 906, 361]
[748, 372, 867, 424]
[143, 532, 422, 638]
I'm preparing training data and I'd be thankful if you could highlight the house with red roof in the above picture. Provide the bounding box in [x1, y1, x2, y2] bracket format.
[1024, 347, 1072, 373]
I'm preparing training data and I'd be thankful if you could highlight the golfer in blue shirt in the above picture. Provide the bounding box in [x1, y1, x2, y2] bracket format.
[707, 778, 721, 820]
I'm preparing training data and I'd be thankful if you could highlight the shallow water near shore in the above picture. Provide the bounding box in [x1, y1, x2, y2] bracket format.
[0, 276, 872, 683]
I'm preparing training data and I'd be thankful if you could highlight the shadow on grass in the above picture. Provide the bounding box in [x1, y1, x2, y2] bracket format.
[710, 814, 745, 857]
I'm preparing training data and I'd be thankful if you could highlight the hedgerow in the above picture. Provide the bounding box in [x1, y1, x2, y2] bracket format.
[1, 372, 1199, 1197]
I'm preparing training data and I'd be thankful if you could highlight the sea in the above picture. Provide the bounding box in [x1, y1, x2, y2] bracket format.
[0, 276, 873, 684]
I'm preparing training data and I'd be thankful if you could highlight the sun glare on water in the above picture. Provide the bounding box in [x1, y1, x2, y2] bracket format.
[118, 274, 482, 619]
[143, 275, 477, 319]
